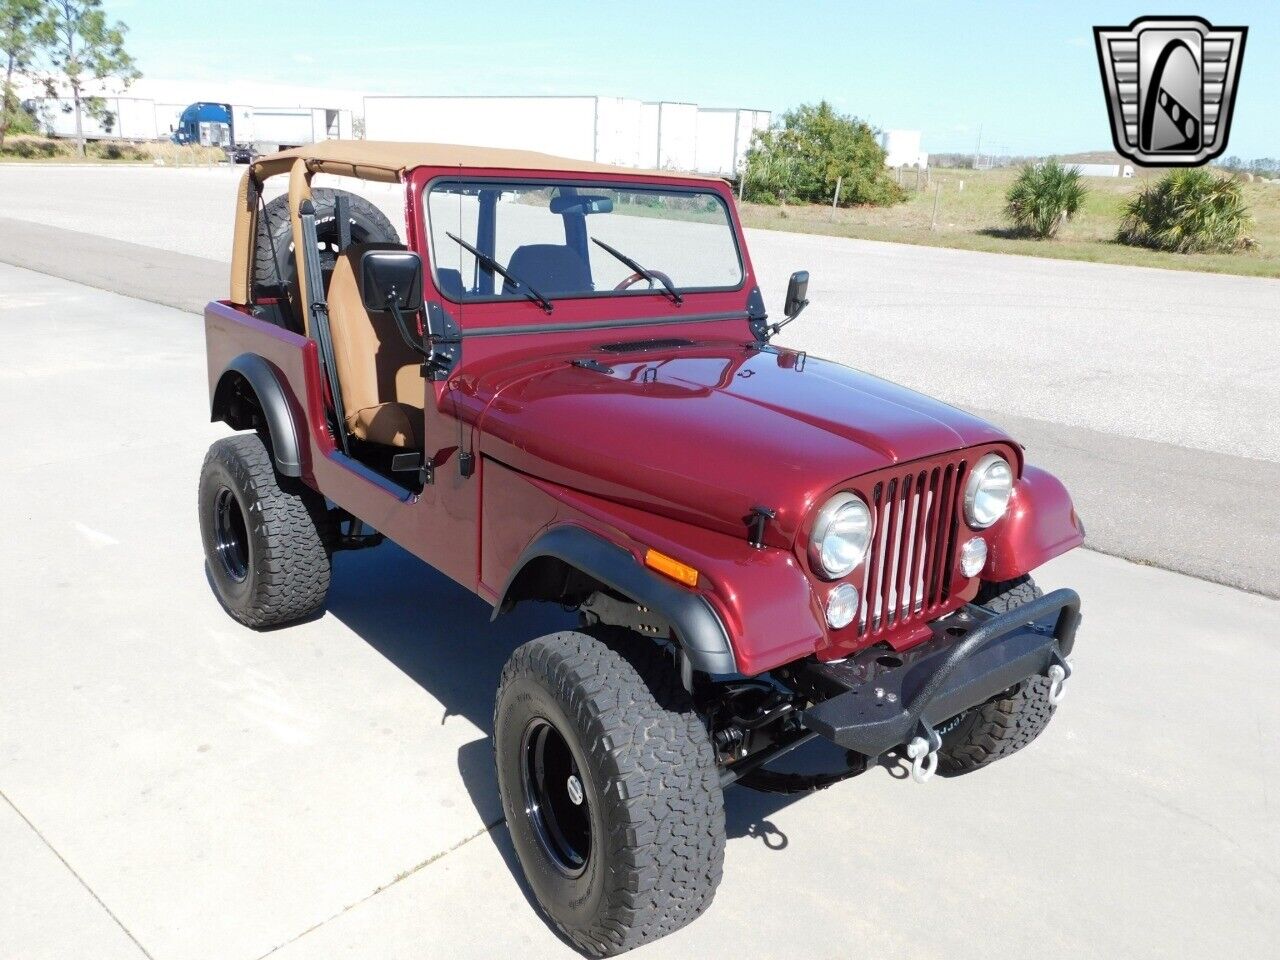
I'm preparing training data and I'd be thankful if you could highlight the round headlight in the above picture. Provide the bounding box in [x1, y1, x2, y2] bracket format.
[809, 493, 873, 579]
[826, 583, 859, 629]
[960, 537, 988, 578]
[964, 454, 1013, 529]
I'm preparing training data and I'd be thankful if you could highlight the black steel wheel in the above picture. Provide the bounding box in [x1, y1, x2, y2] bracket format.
[211, 486, 250, 583]
[521, 718, 592, 878]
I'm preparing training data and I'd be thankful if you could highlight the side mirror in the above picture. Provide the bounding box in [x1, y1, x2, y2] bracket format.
[361, 250, 424, 313]
[783, 270, 810, 320]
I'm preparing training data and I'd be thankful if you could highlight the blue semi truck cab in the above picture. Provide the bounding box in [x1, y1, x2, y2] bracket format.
[172, 102, 252, 162]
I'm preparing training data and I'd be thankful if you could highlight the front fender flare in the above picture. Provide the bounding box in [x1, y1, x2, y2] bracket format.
[493, 525, 737, 676]
[211, 353, 304, 478]
[986, 465, 1085, 580]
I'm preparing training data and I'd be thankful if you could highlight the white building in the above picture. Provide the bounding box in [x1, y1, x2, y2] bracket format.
[1066, 162, 1136, 178]
[881, 129, 928, 168]
[363, 95, 771, 177]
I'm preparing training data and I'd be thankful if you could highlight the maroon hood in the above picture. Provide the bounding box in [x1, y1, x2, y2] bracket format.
[474, 342, 1013, 546]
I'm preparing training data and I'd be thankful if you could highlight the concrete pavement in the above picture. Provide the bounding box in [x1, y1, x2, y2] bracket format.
[1, 264, 1278, 959]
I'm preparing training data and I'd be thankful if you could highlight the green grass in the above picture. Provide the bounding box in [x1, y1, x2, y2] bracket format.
[739, 166, 1280, 279]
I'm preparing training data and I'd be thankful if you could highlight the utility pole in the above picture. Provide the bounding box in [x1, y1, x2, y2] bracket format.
[973, 124, 982, 169]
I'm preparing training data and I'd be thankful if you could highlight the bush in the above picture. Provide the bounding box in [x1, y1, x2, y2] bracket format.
[1117, 169, 1251, 253]
[743, 101, 904, 207]
[1004, 160, 1086, 238]
[0, 135, 66, 158]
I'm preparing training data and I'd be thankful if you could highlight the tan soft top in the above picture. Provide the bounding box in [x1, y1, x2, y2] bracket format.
[232, 140, 727, 304]
[249, 139, 726, 183]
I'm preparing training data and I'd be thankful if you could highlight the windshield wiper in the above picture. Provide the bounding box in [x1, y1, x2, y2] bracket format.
[445, 232, 553, 313]
[590, 238, 683, 306]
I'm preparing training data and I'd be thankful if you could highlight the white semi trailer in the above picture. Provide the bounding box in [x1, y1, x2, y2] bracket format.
[23, 95, 161, 141]
[363, 95, 770, 177]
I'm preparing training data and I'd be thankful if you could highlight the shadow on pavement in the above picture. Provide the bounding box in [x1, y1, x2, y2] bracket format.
[322, 540, 886, 943]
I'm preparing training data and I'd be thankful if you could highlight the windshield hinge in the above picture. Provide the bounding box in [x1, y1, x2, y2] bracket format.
[422, 301, 462, 380]
[746, 286, 770, 342]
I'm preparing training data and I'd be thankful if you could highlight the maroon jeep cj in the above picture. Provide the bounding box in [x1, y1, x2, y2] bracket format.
[201, 141, 1085, 955]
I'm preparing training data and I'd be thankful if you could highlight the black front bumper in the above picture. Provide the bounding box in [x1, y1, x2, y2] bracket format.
[790, 589, 1081, 757]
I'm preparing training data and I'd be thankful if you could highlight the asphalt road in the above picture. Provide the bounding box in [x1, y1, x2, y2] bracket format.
[0, 164, 1275, 595]
[2, 263, 1278, 960]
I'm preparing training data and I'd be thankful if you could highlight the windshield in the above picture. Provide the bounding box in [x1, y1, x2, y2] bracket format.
[425, 180, 743, 304]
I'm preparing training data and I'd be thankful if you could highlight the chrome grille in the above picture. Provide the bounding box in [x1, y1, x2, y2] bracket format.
[858, 459, 967, 636]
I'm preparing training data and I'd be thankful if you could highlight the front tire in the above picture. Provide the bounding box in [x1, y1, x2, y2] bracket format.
[198, 433, 333, 628]
[494, 629, 725, 956]
[937, 575, 1057, 774]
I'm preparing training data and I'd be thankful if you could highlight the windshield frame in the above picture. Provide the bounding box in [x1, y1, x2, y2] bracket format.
[421, 174, 747, 307]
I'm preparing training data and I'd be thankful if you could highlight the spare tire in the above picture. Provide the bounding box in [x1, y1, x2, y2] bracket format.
[253, 186, 401, 299]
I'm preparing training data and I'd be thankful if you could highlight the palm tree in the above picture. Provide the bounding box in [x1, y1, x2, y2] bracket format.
[1004, 160, 1087, 239]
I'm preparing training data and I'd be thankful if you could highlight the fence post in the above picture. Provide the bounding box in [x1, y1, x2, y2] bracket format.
[830, 176, 842, 220]
[930, 181, 942, 231]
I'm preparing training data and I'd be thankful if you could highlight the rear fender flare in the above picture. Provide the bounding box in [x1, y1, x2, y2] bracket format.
[211, 353, 304, 477]
[493, 524, 737, 676]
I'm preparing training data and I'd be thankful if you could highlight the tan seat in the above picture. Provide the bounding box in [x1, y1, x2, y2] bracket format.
[325, 242, 425, 448]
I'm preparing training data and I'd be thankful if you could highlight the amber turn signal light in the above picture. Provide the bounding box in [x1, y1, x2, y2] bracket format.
[644, 548, 699, 587]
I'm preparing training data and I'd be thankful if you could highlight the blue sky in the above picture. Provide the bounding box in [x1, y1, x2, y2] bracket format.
[112, 0, 1277, 158]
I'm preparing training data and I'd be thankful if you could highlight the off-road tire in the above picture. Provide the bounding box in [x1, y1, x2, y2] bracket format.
[494, 628, 725, 957]
[975, 575, 1043, 613]
[253, 187, 401, 294]
[937, 575, 1055, 774]
[198, 433, 333, 629]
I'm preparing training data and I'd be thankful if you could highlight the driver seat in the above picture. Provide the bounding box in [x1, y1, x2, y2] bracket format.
[324, 242, 424, 449]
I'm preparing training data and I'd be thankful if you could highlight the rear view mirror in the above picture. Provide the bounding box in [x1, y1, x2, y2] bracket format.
[783, 270, 810, 320]
[361, 250, 424, 312]
[549, 194, 614, 215]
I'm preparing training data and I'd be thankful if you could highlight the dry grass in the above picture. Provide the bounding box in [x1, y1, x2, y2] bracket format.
[0, 135, 225, 166]
[739, 166, 1280, 279]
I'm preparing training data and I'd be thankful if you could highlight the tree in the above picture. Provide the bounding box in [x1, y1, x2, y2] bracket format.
[1117, 168, 1251, 253]
[1003, 159, 1086, 239]
[0, 0, 43, 149]
[742, 101, 904, 207]
[37, 0, 137, 156]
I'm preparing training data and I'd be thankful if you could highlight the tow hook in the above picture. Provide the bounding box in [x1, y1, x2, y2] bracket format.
[904, 725, 943, 784]
[1047, 650, 1073, 705]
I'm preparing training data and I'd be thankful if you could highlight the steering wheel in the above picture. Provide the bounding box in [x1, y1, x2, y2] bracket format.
[615, 270, 675, 292]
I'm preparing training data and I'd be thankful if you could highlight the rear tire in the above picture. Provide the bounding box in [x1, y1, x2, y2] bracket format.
[494, 628, 725, 956]
[198, 433, 333, 628]
[937, 575, 1056, 774]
